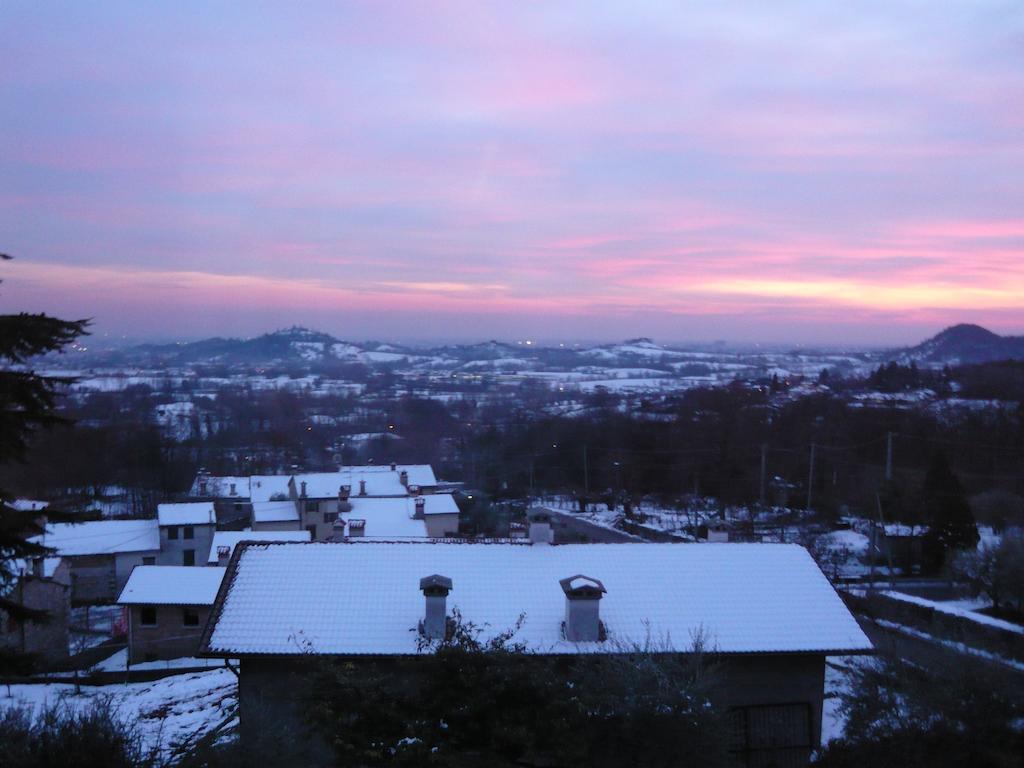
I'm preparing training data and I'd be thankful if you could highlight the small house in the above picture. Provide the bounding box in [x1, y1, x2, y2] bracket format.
[117, 565, 225, 663]
[157, 502, 217, 567]
[0, 557, 71, 665]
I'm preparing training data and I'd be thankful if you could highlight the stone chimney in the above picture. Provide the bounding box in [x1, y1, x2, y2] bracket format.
[390, 461, 397, 471]
[413, 496, 426, 519]
[300, 480, 307, 498]
[528, 509, 554, 545]
[560, 575, 606, 642]
[229, 482, 237, 496]
[399, 470, 409, 487]
[347, 519, 365, 537]
[408, 483, 421, 497]
[216, 546, 231, 567]
[338, 484, 351, 502]
[419, 574, 453, 640]
[358, 479, 367, 496]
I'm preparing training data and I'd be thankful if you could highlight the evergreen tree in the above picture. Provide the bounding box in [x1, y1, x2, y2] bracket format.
[1, 254, 89, 621]
[921, 450, 979, 572]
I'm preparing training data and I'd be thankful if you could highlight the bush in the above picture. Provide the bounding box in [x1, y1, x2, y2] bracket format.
[0, 698, 158, 768]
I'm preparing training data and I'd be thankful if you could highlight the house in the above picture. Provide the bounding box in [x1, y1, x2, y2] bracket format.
[339, 494, 461, 539]
[207, 530, 312, 565]
[30, 520, 161, 603]
[1, 557, 71, 665]
[157, 502, 217, 567]
[250, 500, 301, 533]
[117, 565, 225, 663]
[201, 538, 872, 765]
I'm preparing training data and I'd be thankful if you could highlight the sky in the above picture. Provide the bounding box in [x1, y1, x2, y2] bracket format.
[2, 1, 1023, 346]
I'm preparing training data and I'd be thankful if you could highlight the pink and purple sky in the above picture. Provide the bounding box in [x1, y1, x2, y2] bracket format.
[2, 2, 1023, 345]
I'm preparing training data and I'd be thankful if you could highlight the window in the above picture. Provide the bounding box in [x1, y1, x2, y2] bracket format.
[168, 526, 179, 540]
[144, 653, 157, 663]
[183, 549, 196, 566]
[305, 501, 318, 513]
[142, 556, 156, 566]
[183, 525, 194, 540]
[306, 524, 317, 538]
[183, 608, 200, 627]
[140, 607, 157, 626]
[323, 511, 338, 524]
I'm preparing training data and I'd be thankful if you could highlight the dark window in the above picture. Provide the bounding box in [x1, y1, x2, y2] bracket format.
[183, 525, 194, 539]
[728, 703, 812, 768]
[305, 501, 318, 513]
[144, 653, 158, 663]
[168, 526, 179, 540]
[142, 556, 156, 566]
[140, 607, 157, 626]
[324, 511, 338, 524]
[183, 608, 200, 627]
[306, 524, 317, 538]
[183, 549, 196, 566]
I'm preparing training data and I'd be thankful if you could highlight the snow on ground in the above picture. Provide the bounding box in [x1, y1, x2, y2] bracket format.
[2, 668, 237, 757]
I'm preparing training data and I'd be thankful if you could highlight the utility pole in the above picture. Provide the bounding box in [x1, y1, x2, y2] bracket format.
[885, 431, 893, 481]
[583, 444, 590, 495]
[806, 442, 816, 512]
[759, 443, 768, 506]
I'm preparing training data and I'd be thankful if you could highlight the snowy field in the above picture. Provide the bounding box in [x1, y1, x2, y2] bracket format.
[1, 668, 237, 758]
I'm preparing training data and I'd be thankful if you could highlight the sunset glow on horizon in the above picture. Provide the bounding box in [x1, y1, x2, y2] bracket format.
[2, 2, 1023, 345]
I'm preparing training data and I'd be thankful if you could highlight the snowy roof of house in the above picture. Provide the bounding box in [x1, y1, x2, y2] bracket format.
[118, 566, 226, 606]
[251, 500, 299, 523]
[189, 475, 250, 498]
[339, 464, 438, 486]
[207, 530, 312, 563]
[9, 499, 49, 512]
[248, 467, 437, 503]
[203, 542, 872, 657]
[349, 493, 458, 518]
[157, 502, 216, 527]
[30, 519, 161, 557]
[340, 501, 427, 539]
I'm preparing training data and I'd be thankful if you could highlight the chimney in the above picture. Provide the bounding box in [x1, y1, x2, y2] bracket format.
[199, 480, 208, 495]
[419, 574, 453, 640]
[300, 481, 307, 498]
[560, 575, 606, 642]
[408, 483, 421, 497]
[229, 482, 237, 496]
[399, 470, 409, 487]
[347, 519, 365, 537]
[390, 461, 397, 471]
[413, 496, 426, 519]
[528, 510, 554, 545]
[31, 557, 44, 578]
[358, 479, 367, 496]
[216, 545, 231, 567]
[338, 484, 351, 502]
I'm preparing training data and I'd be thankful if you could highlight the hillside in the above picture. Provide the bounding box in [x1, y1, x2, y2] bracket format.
[896, 324, 1024, 365]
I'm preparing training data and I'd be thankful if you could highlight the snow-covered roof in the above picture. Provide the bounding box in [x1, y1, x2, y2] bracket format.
[31, 519, 161, 556]
[204, 542, 872, 657]
[118, 566, 225, 606]
[339, 464, 438, 487]
[249, 466, 437, 502]
[9, 499, 49, 512]
[207, 530, 312, 563]
[252, 500, 299, 523]
[157, 502, 216, 527]
[189, 475, 250, 498]
[349, 493, 458, 518]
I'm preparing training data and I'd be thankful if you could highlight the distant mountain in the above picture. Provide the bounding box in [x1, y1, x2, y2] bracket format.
[104, 327, 409, 366]
[897, 324, 1024, 365]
